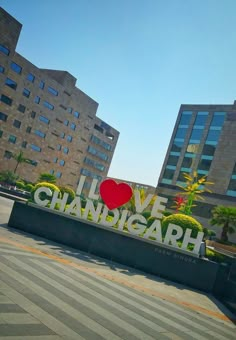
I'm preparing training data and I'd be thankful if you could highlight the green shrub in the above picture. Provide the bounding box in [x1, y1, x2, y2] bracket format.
[16, 181, 25, 190]
[59, 186, 75, 204]
[203, 227, 216, 239]
[25, 183, 34, 192]
[162, 213, 203, 239]
[205, 248, 226, 263]
[141, 211, 152, 220]
[31, 182, 60, 203]
[147, 216, 157, 227]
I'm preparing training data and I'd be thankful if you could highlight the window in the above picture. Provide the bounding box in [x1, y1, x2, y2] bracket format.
[171, 139, 183, 153]
[56, 172, 62, 178]
[53, 157, 58, 163]
[48, 86, 58, 96]
[31, 111, 36, 118]
[198, 158, 212, 172]
[4, 150, 12, 159]
[39, 80, 45, 89]
[64, 119, 69, 126]
[23, 88, 30, 98]
[18, 104, 26, 113]
[68, 107, 73, 113]
[84, 157, 105, 171]
[50, 170, 54, 175]
[0, 112, 7, 122]
[211, 112, 226, 127]
[34, 129, 46, 138]
[0, 44, 10, 56]
[13, 120, 21, 128]
[166, 155, 179, 167]
[70, 123, 76, 130]
[39, 115, 50, 124]
[162, 168, 175, 181]
[189, 127, 204, 142]
[31, 144, 41, 152]
[63, 147, 69, 154]
[182, 154, 196, 169]
[0, 130, 3, 138]
[202, 144, 216, 156]
[5, 78, 17, 90]
[29, 160, 38, 167]
[74, 111, 80, 118]
[1, 94, 12, 106]
[60, 132, 65, 138]
[194, 112, 208, 126]
[67, 135, 72, 142]
[206, 129, 222, 143]
[80, 168, 102, 181]
[26, 126, 31, 133]
[179, 111, 192, 125]
[10, 62, 22, 74]
[0, 65, 4, 73]
[22, 141, 27, 148]
[87, 146, 108, 161]
[175, 127, 188, 139]
[94, 124, 103, 133]
[57, 144, 62, 151]
[43, 101, 54, 110]
[91, 135, 112, 151]
[59, 160, 65, 166]
[27, 73, 35, 82]
[8, 135, 16, 144]
[34, 96, 40, 104]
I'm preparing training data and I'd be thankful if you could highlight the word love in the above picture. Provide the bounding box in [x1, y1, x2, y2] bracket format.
[34, 176, 204, 255]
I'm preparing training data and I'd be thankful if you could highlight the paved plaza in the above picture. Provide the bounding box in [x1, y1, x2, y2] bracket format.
[0, 196, 235, 339]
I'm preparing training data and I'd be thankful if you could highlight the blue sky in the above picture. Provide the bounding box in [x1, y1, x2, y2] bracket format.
[1, 0, 236, 186]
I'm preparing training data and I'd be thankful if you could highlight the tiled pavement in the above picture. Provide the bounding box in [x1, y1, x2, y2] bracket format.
[0, 241, 235, 340]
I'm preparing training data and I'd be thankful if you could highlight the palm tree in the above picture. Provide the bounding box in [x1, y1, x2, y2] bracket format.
[210, 206, 236, 242]
[13, 150, 30, 174]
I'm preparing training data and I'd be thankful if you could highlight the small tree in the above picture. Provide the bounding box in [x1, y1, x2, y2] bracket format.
[0, 170, 18, 185]
[175, 171, 213, 215]
[13, 151, 31, 174]
[37, 173, 56, 184]
[210, 206, 236, 242]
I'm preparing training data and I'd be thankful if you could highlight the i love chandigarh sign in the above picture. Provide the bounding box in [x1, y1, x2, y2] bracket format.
[33, 176, 204, 255]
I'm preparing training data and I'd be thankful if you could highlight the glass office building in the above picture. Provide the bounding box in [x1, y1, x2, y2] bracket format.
[158, 103, 236, 198]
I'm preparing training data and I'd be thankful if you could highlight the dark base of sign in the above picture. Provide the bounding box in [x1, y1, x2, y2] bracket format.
[7, 201, 231, 297]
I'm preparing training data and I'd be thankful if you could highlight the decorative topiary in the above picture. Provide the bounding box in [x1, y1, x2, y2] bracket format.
[59, 186, 75, 204]
[161, 213, 203, 239]
[31, 182, 60, 203]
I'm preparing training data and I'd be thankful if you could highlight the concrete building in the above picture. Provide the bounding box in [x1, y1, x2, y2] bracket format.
[0, 7, 119, 190]
[156, 102, 236, 240]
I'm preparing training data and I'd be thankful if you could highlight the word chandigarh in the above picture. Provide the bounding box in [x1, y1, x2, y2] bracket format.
[34, 176, 204, 255]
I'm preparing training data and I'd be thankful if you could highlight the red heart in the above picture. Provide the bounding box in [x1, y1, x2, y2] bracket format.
[100, 179, 133, 210]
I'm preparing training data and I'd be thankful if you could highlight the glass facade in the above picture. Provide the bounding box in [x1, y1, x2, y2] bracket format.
[179, 111, 192, 125]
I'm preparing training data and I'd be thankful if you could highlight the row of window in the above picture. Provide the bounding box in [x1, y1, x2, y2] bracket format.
[0, 48, 83, 121]
[80, 168, 102, 181]
[87, 146, 108, 161]
[91, 135, 112, 151]
[53, 158, 65, 166]
[84, 157, 105, 172]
